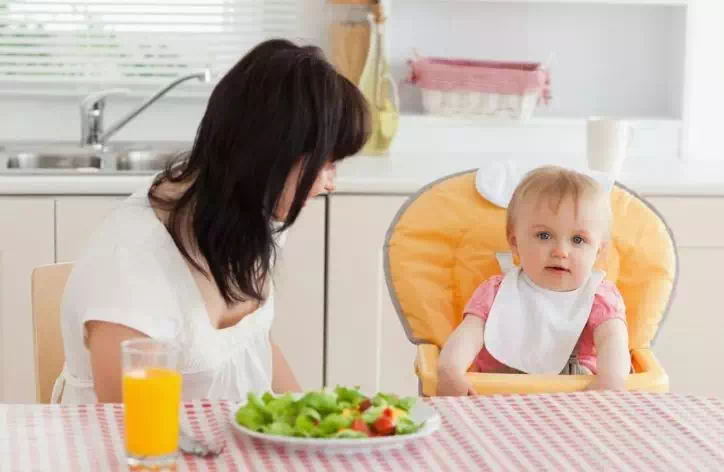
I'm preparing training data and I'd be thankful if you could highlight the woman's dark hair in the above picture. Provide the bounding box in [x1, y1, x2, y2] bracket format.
[149, 39, 370, 304]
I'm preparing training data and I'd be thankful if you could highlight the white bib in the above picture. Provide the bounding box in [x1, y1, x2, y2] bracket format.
[484, 255, 605, 374]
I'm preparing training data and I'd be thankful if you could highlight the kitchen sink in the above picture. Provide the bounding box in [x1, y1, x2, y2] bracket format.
[115, 148, 186, 171]
[6, 147, 102, 170]
[1, 143, 190, 173]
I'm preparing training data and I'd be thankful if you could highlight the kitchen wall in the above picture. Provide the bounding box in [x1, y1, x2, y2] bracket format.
[0, 0, 687, 160]
[387, 2, 685, 118]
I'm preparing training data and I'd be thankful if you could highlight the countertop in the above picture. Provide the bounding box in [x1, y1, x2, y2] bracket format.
[1, 151, 724, 197]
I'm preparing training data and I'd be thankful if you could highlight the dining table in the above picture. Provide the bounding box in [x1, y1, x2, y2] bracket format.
[1, 391, 723, 471]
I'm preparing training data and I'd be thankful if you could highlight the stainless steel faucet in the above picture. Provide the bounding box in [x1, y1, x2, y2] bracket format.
[80, 69, 212, 148]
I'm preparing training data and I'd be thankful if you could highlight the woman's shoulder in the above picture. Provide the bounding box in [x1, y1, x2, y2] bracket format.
[72, 195, 176, 281]
[63, 194, 182, 313]
[61, 235, 186, 341]
[90, 195, 162, 249]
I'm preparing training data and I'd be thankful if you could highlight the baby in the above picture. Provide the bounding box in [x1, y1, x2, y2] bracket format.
[437, 165, 630, 396]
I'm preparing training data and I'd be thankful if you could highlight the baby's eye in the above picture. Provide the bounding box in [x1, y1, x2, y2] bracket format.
[536, 232, 551, 241]
[572, 235, 586, 245]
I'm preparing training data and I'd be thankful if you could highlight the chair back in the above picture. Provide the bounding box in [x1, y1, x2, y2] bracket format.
[31, 263, 73, 403]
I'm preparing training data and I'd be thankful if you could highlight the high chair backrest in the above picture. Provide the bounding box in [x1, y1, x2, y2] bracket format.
[31, 263, 73, 403]
[384, 170, 677, 351]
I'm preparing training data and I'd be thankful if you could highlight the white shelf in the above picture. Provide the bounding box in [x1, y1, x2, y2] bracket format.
[381, 114, 683, 160]
[450, 0, 687, 5]
[398, 113, 681, 129]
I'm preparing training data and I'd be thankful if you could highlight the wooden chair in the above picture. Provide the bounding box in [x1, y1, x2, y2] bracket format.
[31, 263, 73, 403]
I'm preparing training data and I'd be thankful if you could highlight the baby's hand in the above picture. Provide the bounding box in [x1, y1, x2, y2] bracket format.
[436, 366, 475, 397]
[437, 314, 486, 396]
[586, 375, 626, 392]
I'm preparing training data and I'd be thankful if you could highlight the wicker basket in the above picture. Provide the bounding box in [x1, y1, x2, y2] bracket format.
[407, 56, 552, 120]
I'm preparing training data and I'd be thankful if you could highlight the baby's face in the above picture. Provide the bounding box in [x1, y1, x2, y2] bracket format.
[509, 195, 606, 292]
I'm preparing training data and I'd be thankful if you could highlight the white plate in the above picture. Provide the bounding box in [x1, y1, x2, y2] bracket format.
[229, 394, 441, 455]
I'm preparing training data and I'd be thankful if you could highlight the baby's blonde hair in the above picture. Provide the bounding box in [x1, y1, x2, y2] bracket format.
[506, 165, 612, 240]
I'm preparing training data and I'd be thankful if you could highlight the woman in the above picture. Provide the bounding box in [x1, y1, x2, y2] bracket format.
[55, 39, 370, 403]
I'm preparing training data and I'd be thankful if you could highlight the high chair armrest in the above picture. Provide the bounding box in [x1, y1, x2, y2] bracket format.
[415, 344, 592, 395]
[416, 345, 669, 396]
[464, 348, 668, 395]
[415, 344, 440, 396]
[467, 372, 591, 395]
[629, 348, 669, 393]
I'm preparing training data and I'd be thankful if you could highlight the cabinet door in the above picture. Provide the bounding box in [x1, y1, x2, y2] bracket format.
[645, 197, 724, 398]
[327, 195, 418, 396]
[55, 198, 124, 262]
[272, 197, 326, 390]
[0, 199, 55, 402]
[56, 196, 327, 391]
[654, 248, 724, 397]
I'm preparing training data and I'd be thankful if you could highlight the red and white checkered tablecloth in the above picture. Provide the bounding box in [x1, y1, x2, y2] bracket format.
[1, 391, 724, 471]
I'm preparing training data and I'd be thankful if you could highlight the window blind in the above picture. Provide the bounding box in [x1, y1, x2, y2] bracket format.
[0, 0, 299, 92]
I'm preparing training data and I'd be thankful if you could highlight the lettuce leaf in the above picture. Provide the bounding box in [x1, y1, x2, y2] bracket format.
[261, 421, 295, 436]
[371, 392, 416, 412]
[319, 414, 353, 436]
[235, 392, 273, 431]
[396, 396, 416, 412]
[334, 385, 366, 406]
[361, 406, 385, 425]
[267, 392, 296, 419]
[395, 416, 423, 435]
[298, 390, 339, 415]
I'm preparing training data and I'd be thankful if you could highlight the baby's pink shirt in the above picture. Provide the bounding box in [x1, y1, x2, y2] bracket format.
[464, 275, 626, 374]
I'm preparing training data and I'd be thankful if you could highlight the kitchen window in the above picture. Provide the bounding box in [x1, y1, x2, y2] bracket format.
[0, 0, 298, 95]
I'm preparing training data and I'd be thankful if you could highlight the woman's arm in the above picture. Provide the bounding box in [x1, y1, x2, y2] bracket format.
[588, 319, 630, 391]
[86, 321, 149, 403]
[271, 337, 301, 393]
[437, 315, 486, 396]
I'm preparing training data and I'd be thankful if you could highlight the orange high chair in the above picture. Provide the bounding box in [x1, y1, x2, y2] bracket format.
[384, 170, 677, 396]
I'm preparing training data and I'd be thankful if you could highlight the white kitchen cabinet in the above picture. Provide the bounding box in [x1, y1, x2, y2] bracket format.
[54, 196, 327, 391]
[326, 195, 418, 396]
[271, 198, 326, 390]
[654, 248, 724, 397]
[0, 199, 55, 402]
[645, 196, 724, 398]
[55, 197, 124, 263]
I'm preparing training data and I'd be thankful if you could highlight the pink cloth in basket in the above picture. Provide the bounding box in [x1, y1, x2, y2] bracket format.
[408, 57, 551, 103]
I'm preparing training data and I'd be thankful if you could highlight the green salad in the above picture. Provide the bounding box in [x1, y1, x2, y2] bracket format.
[235, 386, 424, 439]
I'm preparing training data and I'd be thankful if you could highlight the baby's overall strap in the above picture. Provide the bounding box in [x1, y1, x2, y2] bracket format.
[560, 341, 591, 375]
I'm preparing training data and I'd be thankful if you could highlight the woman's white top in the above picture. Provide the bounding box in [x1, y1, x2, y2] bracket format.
[56, 185, 280, 404]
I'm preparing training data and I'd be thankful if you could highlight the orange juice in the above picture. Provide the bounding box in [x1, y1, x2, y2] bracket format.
[123, 367, 182, 457]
